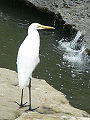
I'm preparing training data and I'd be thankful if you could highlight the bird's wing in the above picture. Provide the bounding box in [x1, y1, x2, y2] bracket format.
[17, 35, 40, 88]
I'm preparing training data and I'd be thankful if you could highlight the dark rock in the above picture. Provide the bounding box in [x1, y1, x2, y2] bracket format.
[25, 0, 90, 52]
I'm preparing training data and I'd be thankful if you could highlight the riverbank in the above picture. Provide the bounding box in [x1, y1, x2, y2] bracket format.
[0, 68, 90, 120]
[25, 0, 90, 54]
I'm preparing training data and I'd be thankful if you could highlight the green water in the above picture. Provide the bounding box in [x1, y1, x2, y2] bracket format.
[0, 0, 90, 114]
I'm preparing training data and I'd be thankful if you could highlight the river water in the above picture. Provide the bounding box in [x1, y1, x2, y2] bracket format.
[0, 0, 90, 114]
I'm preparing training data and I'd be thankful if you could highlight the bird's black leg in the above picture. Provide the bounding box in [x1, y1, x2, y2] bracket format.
[20, 89, 27, 107]
[26, 78, 40, 111]
[15, 89, 27, 108]
[29, 78, 31, 110]
[21, 89, 23, 105]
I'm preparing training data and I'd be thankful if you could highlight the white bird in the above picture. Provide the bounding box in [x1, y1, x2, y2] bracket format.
[16, 23, 54, 111]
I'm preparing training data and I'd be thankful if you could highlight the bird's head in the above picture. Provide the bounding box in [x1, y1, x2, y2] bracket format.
[28, 23, 55, 31]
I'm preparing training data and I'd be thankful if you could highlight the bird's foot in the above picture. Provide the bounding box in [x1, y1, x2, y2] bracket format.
[25, 106, 40, 112]
[15, 101, 28, 108]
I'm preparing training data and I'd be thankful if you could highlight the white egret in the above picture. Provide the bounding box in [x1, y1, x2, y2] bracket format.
[16, 23, 54, 111]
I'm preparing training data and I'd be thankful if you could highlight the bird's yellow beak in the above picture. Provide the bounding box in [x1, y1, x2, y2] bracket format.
[40, 25, 55, 29]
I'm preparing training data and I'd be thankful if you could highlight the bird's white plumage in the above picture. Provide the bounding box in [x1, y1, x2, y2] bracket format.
[17, 23, 40, 89]
[17, 23, 54, 89]
[16, 23, 54, 110]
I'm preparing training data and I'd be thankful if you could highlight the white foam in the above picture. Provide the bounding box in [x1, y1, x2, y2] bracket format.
[70, 31, 81, 49]
[58, 31, 87, 66]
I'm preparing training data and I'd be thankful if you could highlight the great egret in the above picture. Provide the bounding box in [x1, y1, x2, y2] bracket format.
[17, 23, 54, 111]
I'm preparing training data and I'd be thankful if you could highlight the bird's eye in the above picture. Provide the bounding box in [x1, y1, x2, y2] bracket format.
[38, 25, 41, 28]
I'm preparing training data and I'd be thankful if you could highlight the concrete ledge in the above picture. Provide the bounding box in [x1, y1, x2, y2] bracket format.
[0, 68, 89, 119]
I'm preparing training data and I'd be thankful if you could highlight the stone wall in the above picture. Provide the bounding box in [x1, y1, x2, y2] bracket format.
[25, 0, 90, 53]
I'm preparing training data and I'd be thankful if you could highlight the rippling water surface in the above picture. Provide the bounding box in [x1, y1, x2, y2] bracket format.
[0, 0, 90, 114]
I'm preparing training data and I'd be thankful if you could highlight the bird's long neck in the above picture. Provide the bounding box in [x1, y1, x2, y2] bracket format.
[28, 29, 40, 48]
[28, 29, 39, 36]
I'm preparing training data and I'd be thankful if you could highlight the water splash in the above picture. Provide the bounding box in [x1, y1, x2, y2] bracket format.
[58, 31, 90, 71]
[70, 31, 82, 50]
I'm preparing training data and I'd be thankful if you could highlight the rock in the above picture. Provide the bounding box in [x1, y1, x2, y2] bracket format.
[15, 112, 90, 120]
[0, 68, 21, 120]
[0, 68, 90, 119]
[25, 0, 90, 52]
